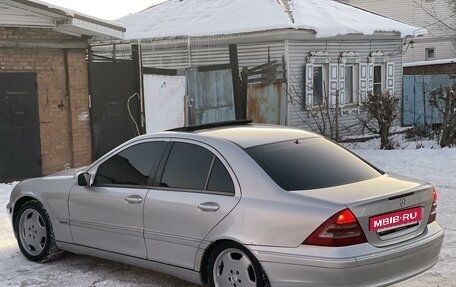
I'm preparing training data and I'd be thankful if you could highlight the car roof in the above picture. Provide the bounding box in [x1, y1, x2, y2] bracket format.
[167, 123, 321, 148]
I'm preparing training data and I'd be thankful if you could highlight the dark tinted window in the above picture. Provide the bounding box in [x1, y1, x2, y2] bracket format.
[94, 141, 166, 186]
[246, 138, 381, 191]
[207, 158, 235, 194]
[160, 142, 214, 190]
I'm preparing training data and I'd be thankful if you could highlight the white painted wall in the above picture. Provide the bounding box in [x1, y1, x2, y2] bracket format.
[143, 74, 186, 133]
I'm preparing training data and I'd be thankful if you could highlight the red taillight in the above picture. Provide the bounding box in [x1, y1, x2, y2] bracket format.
[304, 209, 367, 247]
[336, 209, 357, 224]
[428, 188, 438, 224]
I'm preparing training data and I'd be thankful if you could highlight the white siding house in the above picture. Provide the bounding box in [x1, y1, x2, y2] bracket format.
[342, 0, 456, 63]
[96, 0, 425, 137]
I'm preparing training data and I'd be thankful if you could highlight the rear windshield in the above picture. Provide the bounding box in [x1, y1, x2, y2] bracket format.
[246, 138, 382, 191]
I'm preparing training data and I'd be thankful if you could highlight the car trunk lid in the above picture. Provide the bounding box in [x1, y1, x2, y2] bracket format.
[293, 173, 434, 247]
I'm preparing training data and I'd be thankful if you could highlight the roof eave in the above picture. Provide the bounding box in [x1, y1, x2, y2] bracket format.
[55, 17, 125, 39]
[120, 29, 407, 46]
[2, 0, 125, 39]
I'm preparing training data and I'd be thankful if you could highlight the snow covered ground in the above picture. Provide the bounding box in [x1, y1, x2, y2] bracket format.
[0, 146, 454, 286]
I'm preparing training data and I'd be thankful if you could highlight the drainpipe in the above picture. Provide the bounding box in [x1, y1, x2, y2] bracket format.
[188, 36, 192, 67]
[63, 49, 75, 168]
[132, 43, 145, 134]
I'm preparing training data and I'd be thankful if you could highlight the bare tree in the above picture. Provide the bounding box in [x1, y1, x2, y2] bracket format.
[413, 0, 456, 47]
[429, 83, 456, 147]
[287, 80, 341, 141]
[359, 92, 400, 150]
[414, 0, 455, 31]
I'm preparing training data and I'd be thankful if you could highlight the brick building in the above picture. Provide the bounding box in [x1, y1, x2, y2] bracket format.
[0, 0, 124, 181]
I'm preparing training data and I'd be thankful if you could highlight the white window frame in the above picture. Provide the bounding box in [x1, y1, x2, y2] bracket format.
[339, 52, 361, 107]
[368, 52, 395, 96]
[305, 51, 331, 109]
[425, 48, 435, 61]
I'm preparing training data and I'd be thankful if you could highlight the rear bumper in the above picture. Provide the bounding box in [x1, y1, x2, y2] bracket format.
[249, 222, 444, 287]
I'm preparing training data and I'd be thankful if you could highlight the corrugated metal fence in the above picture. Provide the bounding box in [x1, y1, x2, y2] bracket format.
[402, 74, 453, 129]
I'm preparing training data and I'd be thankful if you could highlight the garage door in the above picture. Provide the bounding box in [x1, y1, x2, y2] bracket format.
[0, 72, 41, 182]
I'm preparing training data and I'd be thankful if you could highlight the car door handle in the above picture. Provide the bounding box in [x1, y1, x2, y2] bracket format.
[125, 195, 143, 204]
[198, 202, 220, 212]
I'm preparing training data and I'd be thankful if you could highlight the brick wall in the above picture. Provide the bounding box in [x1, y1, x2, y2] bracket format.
[0, 27, 76, 41]
[0, 27, 91, 174]
[404, 63, 456, 75]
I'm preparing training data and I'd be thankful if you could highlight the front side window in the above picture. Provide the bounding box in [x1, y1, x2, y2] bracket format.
[373, 65, 383, 95]
[94, 141, 167, 186]
[160, 142, 234, 194]
[246, 138, 382, 191]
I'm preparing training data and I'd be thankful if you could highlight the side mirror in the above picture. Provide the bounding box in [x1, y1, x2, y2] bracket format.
[77, 172, 91, 187]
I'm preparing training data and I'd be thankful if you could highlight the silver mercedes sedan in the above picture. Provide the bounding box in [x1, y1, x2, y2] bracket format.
[7, 122, 443, 287]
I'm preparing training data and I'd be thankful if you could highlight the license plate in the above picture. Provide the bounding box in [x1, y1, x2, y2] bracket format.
[369, 207, 422, 232]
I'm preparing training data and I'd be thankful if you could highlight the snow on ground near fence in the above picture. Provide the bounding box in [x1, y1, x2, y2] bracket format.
[0, 147, 454, 286]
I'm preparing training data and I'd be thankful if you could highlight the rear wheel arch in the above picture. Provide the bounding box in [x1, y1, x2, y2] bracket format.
[200, 239, 269, 286]
[200, 239, 245, 284]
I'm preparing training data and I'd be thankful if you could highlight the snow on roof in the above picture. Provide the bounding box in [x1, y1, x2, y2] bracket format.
[14, 0, 125, 29]
[118, 0, 427, 41]
[2, 0, 125, 38]
[403, 58, 456, 67]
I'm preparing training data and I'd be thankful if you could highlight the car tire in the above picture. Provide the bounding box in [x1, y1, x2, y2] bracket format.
[14, 200, 63, 263]
[208, 242, 270, 287]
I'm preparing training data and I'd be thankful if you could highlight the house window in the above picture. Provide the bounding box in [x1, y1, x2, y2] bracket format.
[344, 65, 359, 105]
[425, 48, 435, 60]
[313, 66, 326, 106]
[373, 65, 384, 95]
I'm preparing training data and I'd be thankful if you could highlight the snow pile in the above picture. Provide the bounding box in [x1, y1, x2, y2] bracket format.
[0, 146, 454, 286]
[118, 0, 426, 40]
[343, 133, 442, 150]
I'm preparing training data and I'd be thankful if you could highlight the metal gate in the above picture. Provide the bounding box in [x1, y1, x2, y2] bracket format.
[89, 60, 141, 159]
[0, 72, 42, 182]
[143, 68, 186, 133]
[241, 59, 287, 125]
[403, 75, 450, 128]
[187, 65, 236, 125]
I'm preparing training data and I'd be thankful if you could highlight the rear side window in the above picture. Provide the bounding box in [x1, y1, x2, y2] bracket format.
[94, 141, 166, 186]
[246, 138, 381, 191]
[160, 142, 235, 194]
[207, 158, 235, 193]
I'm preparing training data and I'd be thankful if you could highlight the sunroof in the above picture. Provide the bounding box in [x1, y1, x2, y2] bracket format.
[167, 120, 252, 132]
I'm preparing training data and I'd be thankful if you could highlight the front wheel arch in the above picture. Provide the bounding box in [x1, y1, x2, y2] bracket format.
[12, 196, 37, 235]
[13, 199, 63, 262]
